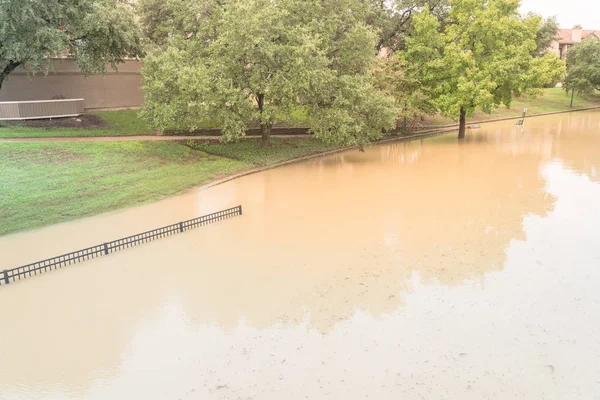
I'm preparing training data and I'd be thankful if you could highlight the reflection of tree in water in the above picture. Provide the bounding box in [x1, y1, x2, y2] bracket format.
[548, 112, 600, 182]
[0, 117, 568, 394]
[488, 111, 600, 183]
[363, 135, 555, 287]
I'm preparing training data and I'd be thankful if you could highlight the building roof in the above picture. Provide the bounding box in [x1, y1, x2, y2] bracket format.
[558, 28, 600, 44]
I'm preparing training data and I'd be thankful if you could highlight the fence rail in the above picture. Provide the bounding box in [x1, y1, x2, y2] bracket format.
[1, 205, 242, 286]
[0, 99, 85, 121]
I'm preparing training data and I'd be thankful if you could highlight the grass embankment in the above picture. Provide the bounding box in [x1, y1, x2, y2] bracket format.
[0, 108, 309, 139]
[425, 88, 600, 126]
[188, 137, 341, 166]
[0, 138, 340, 235]
[0, 110, 153, 138]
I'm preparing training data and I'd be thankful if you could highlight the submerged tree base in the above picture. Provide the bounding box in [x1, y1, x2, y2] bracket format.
[458, 108, 467, 139]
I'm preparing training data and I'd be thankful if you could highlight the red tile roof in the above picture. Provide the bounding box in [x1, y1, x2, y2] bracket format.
[583, 30, 600, 39]
[558, 28, 600, 44]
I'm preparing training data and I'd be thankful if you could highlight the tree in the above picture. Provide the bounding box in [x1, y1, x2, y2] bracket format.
[137, 0, 178, 47]
[0, 0, 141, 91]
[565, 37, 600, 95]
[372, 56, 436, 131]
[368, 0, 450, 52]
[399, 0, 565, 139]
[140, 0, 396, 148]
[137, 0, 221, 48]
[530, 15, 560, 57]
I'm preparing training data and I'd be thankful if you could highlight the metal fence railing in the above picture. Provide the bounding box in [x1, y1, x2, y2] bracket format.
[1, 205, 242, 286]
[0, 99, 85, 121]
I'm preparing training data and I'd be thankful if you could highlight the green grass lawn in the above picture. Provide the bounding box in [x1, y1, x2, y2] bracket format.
[0, 141, 250, 235]
[424, 88, 600, 126]
[0, 137, 341, 235]
[0, 108, 310, 139]
[190, 137, 341, 166]
[0, 110, 153, 138]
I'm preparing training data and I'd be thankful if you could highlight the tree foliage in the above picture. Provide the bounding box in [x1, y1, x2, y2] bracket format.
[368, 0, 450, 52]
[372, 56, 436, 129]
[137, 0, 222, 48]
[140, 0, 396, 148]
[529, 14, 560, 57]
[0, 0, 142, 90]
[565, 37, 600, 94]
[399, 0, 565, 138]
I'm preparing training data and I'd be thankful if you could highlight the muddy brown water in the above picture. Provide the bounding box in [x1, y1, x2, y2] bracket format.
[1, 111, 600, 399]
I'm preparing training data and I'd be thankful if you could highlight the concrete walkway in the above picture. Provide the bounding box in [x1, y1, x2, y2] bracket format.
[0, 134, 310, 143]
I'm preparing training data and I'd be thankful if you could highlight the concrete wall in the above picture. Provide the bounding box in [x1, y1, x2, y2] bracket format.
[0, 59, 144, 111]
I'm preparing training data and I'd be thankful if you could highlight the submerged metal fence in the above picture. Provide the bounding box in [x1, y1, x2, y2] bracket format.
[1, 205, 242, 286]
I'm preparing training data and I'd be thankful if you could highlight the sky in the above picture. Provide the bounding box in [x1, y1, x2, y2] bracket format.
[519, 0, 600, 29]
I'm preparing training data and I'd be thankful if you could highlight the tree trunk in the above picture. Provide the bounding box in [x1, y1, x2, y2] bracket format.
[458, 107, 466, 139]
[261, 122, 272, 147]
[256, 92, 271, 147]
[0, 61, 21, 92]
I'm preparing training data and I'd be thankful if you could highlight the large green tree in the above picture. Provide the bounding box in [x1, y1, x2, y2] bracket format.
[565, 37, 600, 94]
[140, 0, 396, 148]
[399, 0, 564, 139]
[368, 0, 449, 52]
[0, 0, 141, 91]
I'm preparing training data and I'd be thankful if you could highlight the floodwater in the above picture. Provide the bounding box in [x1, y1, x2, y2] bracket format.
[1, 111, 600, 400]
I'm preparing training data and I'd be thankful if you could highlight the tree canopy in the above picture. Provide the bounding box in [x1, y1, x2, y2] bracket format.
[372, 55, 436, 130]
[0, 0, 142, 90]
[565, 37, 600, 94]
[398, 0, 565, 138]
[368, 0, 450, 52]
[140, 0, 396, 148]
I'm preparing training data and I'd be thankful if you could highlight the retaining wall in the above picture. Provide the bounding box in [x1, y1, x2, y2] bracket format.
[0, 59, 143, 111]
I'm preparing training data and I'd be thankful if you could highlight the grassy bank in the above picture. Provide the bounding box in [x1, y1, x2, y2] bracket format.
[0, 108, 308, 139]
[0, 110, 153, 138]
[188, 137, 341, 166]
[0, 138, 341, 235]
[424, 88, 600, 126]
[0, 141, 248, 235]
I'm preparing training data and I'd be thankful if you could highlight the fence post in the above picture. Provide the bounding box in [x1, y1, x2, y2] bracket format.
[238, 205, 243, 215]
[179, 222, 184, 233]
[2, 270, 9, 284]
[103, 243, 109, 255]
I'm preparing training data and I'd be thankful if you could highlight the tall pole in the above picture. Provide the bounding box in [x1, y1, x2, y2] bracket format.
[570, 88, 575, 109]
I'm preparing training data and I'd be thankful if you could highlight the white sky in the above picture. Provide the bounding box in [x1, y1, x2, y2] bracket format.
[519, 0, 600, 29]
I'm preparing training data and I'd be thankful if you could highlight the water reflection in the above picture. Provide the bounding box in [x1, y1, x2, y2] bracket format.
[0, 111, 599, 399]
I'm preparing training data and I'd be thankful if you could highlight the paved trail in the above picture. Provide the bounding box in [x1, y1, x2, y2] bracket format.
[0, 135, 311, 143]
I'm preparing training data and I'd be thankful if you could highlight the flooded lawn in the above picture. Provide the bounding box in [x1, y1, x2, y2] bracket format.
[1, 111, 600, 399]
